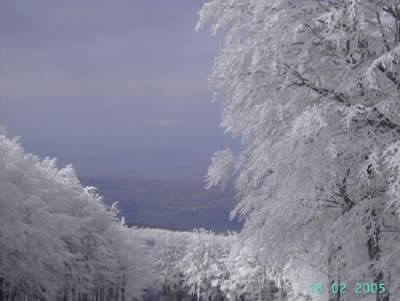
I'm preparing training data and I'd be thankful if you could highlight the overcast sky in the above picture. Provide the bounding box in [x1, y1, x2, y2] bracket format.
[0, 0, 239, 181]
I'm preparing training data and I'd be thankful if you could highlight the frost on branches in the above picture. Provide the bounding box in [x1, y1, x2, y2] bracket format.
[199, 0, 400, 300]
[206, 148, 236, 191]
[0, 131, 153, 300]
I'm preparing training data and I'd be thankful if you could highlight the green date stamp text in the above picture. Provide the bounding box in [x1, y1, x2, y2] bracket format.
[310, 283, 386, 295]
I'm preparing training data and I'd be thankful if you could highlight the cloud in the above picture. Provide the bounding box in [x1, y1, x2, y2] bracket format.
[159, 120, 176, 127]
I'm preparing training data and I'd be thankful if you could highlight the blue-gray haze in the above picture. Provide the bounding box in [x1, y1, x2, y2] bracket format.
[0, 0, 239, 181]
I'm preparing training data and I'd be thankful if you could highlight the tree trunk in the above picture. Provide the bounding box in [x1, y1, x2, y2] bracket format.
[107, 286, 111, 301]
[64, 287, 69, 301]
[10, 287, 16, 301]
[0, 278, 3, 301]
[366, 218, 389, 301]
[328, 245, 342, 301]
[114, 281, 119, 301]
[4, 281, 9, 301]
[72, 288, 76, 301]
[120, 275, 125, 301]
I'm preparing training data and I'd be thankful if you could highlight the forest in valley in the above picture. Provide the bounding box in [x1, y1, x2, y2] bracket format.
[2, 0, 400, 300]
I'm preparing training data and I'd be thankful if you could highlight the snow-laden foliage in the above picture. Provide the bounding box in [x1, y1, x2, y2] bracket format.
[206, 148, 236, 190]
[178, 229, 230, 300]
[149, 228, 194, 298]
[0, 132, 154, 300]
[151, 228, 291, 300]
[199, 0, 400, 300]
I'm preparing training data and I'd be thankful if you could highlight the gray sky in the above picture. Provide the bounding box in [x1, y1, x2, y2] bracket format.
[0, 0, 239, 181]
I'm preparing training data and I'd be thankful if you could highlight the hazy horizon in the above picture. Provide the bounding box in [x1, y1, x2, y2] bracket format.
[0, 0, 240, 182]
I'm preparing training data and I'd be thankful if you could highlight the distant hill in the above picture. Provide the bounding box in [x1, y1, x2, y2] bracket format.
[79, 177, 243, 233]
[126, 222, 190, 233]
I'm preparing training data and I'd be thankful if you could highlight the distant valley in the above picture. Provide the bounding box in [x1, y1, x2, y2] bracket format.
[79, 177, 243, 233]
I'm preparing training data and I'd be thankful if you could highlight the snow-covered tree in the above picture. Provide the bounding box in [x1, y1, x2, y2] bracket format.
[198, 0, 400, 300]
[150, 228, 192, 300]
[219, 236, 281, 301]
[0, 130, 154, 300]
[178, 229, 231, 300]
